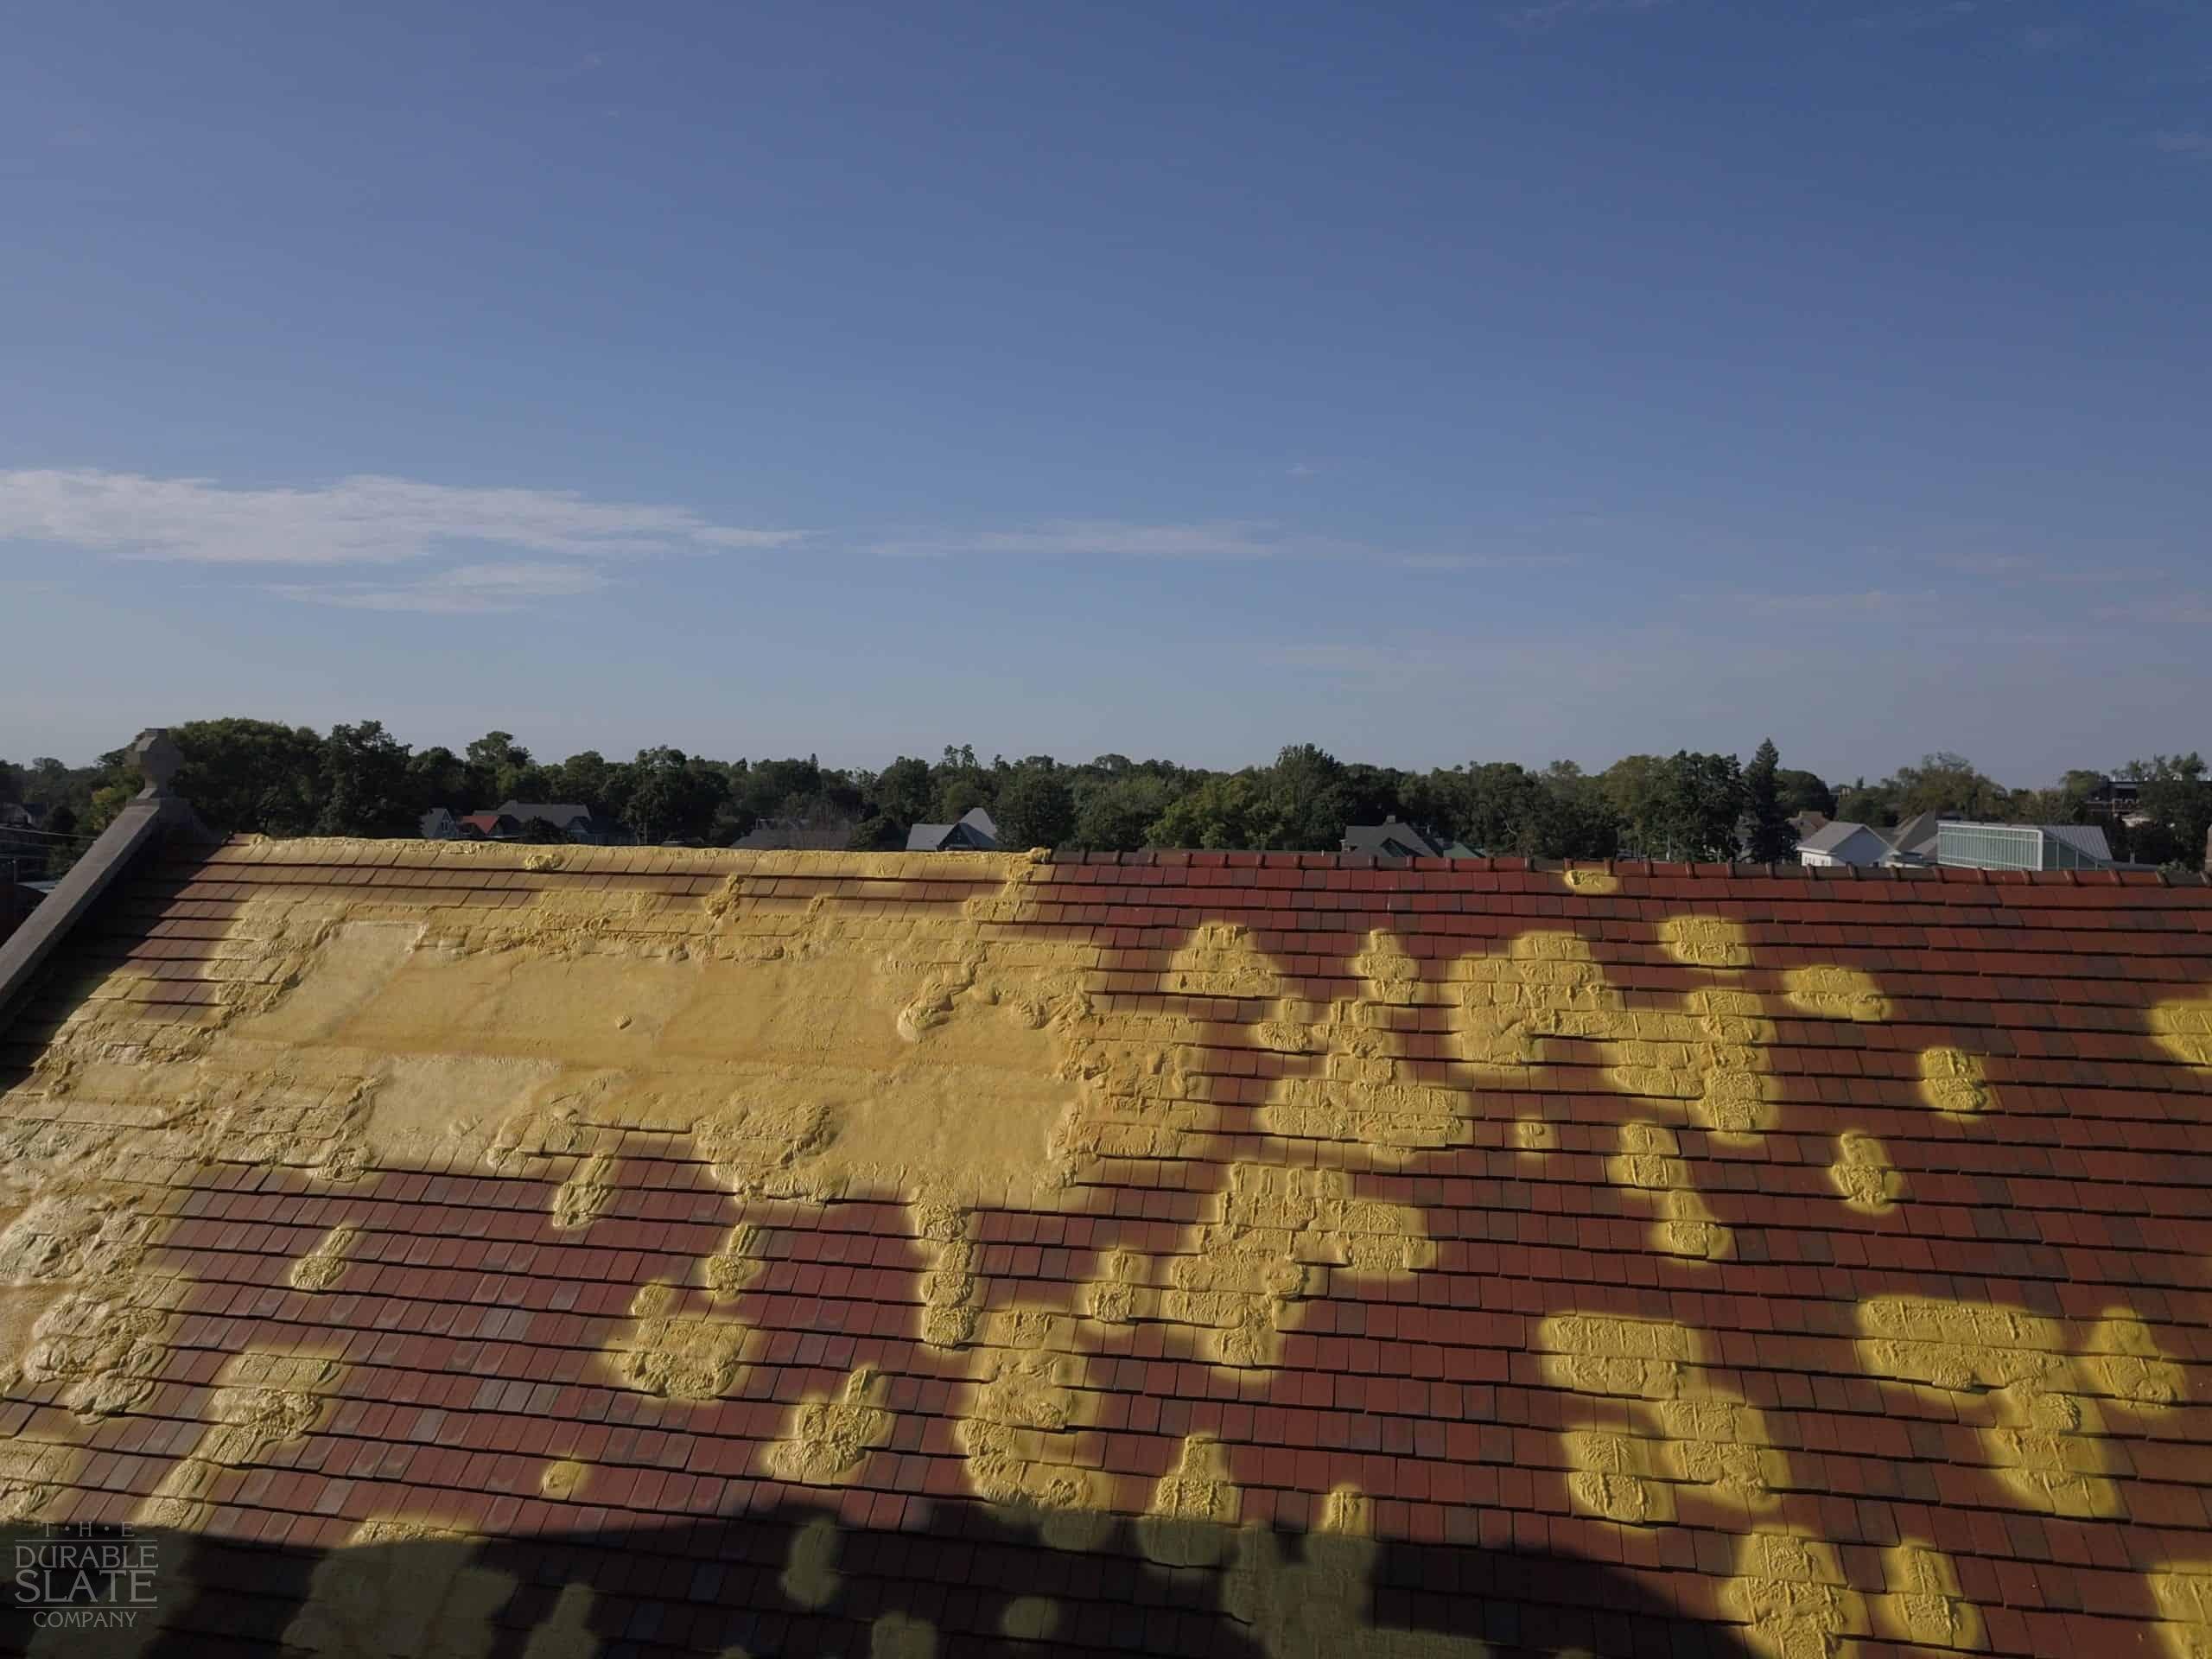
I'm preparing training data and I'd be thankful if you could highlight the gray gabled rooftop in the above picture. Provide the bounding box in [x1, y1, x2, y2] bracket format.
[1885, 810, 1944, 859]
[1339, 817, 1454, 859]
[496, 801, 597, 829]
[1794, 819, 1879, 856]
[906, 806, 1000, 852]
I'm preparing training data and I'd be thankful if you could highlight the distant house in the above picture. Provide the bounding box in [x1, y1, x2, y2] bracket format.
[1338, 818, 1475, 859]
[1796, 813, 2119, 872]
[419, 806, 461, 841]
[1884, 810, 1945, 867]
[732, 817, 859, 852]
[2075, 774, 2157, 832]
[1794, 821, 1892, 868]
[456, 812, 522, 841]
[495, 802, 606, 843]
[1789, 810, 1829, 842]
[906, 807, 1001, 852]
[1794, 811, 1943, 868]
[1, 803, 42, 830]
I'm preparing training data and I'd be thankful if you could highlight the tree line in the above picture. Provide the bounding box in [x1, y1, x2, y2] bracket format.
[4, 719, 2209, 877]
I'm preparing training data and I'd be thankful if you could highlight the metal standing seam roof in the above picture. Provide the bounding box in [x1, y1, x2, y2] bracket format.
[2043, 823, 2116, 864]
[2, 840, 2210, 1658]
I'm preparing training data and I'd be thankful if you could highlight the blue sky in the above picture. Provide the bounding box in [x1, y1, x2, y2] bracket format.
[3, 0, 2206, 785]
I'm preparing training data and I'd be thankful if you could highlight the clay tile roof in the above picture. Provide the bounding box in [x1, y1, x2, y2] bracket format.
[3, 840, 2211, 1658]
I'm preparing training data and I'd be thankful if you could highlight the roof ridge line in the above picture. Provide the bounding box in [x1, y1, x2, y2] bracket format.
[1046, 851, 2190, 884]
[180, 836, 2205, 886]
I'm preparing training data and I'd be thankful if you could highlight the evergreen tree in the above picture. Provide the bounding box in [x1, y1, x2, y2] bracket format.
[1744, 738, 1794, 863]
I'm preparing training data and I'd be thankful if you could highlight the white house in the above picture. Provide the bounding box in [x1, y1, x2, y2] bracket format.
[1795, 820, 1891, 868]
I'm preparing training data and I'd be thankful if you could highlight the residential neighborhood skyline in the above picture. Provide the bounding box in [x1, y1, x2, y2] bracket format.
[10, 721, 2207, 876]
[0, 715, 2190, 802]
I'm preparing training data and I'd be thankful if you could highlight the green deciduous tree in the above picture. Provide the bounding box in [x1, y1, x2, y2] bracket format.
[464, 730, 534, 804]
[927, 746, 995, 823]
[869, 757, 935, 830]
[1071, 775, 1173, 852]
[406, 746, 471, 811]
[1600, 752, 1743, 861]
[994, 769, 1077, 849]
[1834, 777, 1897, 827]
[620, 747, 728, 844]
[1149, 773, 1271, 850]
[550, 751, 619, 817]
[2123, 754, 2212, 870]
[168, 718, 328, 837]
[1452, 764, 1557, 855]
[1597, 754, 1666, 850]
[1668, 750, 1746, 861]
[1540, 761, 1626, 857]
[317, 720, 420, 837]
[1887, 752, 2011, 819]
[1333, 764, 1409, 832]
[1773, 768, 1836, 817]
[1260, 744, 1351, 852]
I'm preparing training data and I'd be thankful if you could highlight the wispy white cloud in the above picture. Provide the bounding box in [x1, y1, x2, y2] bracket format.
[1934, 550, 2043, 576]
[0, 468, 802, 564]
[2153, 124, 2212, 159]
[864, 520, 1282, 560]
[265, 563, 611, 614]
[864, 520, 1565, 568]
[1933, 550, 2169, 584]
[2093, 594, 2212, 627]
[1395, 550, 1575, 572]
[1252, 643, 1460, 675]
[1501, 0, 1669, 29]
[1719, 588, 1931, 613]
[1853, 2, 1978, 34]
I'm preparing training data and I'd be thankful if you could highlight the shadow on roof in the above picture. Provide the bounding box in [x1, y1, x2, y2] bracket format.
[1, 1509, 1767, 1658]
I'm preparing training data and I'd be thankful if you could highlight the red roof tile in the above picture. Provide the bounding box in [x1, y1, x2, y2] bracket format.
[1, 842, 2209, 1656]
